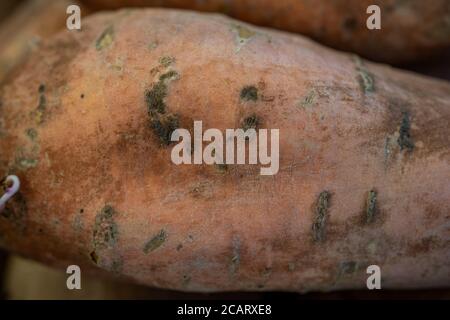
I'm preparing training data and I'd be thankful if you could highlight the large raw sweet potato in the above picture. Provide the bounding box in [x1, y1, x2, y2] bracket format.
[81, 0, 450, 64]
[0, 9, 449, 292]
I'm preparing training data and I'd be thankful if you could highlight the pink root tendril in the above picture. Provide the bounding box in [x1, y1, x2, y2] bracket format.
[0, 175, 20, 213]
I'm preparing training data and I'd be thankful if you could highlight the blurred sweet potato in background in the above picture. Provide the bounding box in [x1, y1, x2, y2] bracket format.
[0, 0, 88, 84]
[80, 0, 450, 65]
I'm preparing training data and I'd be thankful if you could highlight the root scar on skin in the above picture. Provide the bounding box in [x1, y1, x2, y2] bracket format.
[312, 191, 331, 242]
[365, 190, 377, 224]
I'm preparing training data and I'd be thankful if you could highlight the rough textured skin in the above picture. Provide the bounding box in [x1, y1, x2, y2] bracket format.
[81, 0, 450, 64]
[0, 10, 449, 292]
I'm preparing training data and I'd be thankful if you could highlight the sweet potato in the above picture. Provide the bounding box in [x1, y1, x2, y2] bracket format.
[0, 9, 449, 292]
[81, 0, 450, 64]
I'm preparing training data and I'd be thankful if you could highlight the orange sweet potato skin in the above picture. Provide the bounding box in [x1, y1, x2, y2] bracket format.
[81, 0, 450, 64]
[0, 9, 449, 292]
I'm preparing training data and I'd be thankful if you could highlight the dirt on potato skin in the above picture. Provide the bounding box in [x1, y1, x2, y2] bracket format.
[0, 9, 449, 292]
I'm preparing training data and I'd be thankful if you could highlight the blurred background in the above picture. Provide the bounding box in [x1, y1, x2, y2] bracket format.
[0, 0, 449, 299]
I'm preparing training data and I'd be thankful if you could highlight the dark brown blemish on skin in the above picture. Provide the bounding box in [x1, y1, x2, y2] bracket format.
[229, 236, 241, 276]
[343, 17, 357, 31]
[26, 128, 37, 141]
[339, 261, 358, 275]
[145, 71, 180, 145]
[150, 114, 179, 145]
[365, 190, 377, 224]
[37, 84, 47, 112]
[397, 111, 414, 151]
[242, 114, 259, 131]
[353, 56, 374, 94]
[90, 250, 98, 264]
[31, 84, 46, 124]
[240, 85, 258, 101]
[90, 206, 123, 274]
[312, 191, 331, 242]
[90, 205, 118, 265]
[93, 205, 118, 249]
[333, 261, 361, 285]
[143, 229, 167, 253]
[215, 163, 228, 173]
[407, 236, 441, 257]
[182, 274, 191, 286]
[159, 56, 175, 68]
[96, 26, 114, 51]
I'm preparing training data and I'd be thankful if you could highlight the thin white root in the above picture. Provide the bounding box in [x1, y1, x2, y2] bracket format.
[0, 175, 20, 213]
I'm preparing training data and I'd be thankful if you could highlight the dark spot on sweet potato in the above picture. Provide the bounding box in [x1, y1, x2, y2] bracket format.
[182, 274, 191, 286]
[233, 24, 256, 41]
[407, 236, 441, 257]
[215, 163, 228, 173]
[146, 81, 167, 114]
[150, 114, 179, 145]
[158, 70, 178, 82]
[340, 261, 358, 274]
[143, 229, 167, 253]
[231, 24, 256, 50]
[15, 156, 38, 170]
[397, 111, 414, 151]
[96, 26, 114, 50]
[333, 261, 361, 285]
[240, 86, 258, 101]
[26, 128, 37, 140]
[299, 90, 316, 108]
[90, 205, 122, 272]
[159, 56, 175, 67]
[89, 250, 98, 264]
[312, 191, 331, 242]
[110, 259, 123, 275]
[92, 205, 118, 252]
[242, 114, 259, 131]
[31, 84, 47, 124]
[262, 267, 272, 277]
[353, 56, 374, 94]
[343, 17, 357, 31]
[229, 236, 241, 275]
[145, 70, 180, 145]
[365, 190, 377, 224]
[38, 84, 45, 94]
